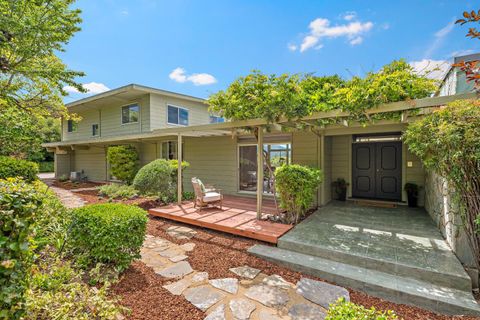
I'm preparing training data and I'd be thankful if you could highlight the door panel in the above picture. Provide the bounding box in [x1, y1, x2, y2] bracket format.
[352, 143, 375, 198]
[375, 142, 402, 200]
[352, 141, 402, 201]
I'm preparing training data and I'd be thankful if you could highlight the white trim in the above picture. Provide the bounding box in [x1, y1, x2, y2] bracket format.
[120, 103, 140, 125]
[167, 104, 189, 126]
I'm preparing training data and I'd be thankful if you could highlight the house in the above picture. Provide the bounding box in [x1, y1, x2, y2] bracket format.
[44, 84, 480, 315]
[437, 52, 479, 96]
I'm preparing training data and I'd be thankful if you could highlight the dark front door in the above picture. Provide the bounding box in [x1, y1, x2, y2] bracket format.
[352, 142, 402, 201]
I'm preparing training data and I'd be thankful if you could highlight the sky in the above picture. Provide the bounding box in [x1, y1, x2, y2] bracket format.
[61, 0, 480, 101]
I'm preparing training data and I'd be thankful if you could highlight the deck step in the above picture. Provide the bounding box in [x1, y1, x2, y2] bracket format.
[278, 236, 472, 292]
[248, 245, 480, 316]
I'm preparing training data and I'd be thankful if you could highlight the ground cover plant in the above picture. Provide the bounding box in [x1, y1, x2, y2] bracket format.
[98, 183, 139, 200]
[326, 298, 398, 320]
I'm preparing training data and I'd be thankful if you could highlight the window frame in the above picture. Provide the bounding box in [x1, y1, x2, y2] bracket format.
[167, 104, 189, 126]
[92, 123, 99, 137]
[67, 119, 78, 133]
[121, 103, 140, 125]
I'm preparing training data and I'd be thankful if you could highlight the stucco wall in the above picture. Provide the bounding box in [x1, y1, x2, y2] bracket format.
[424, 171, 477, 269]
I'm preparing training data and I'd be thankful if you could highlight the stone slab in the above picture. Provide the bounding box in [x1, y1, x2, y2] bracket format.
[183, 285, 225, 312]
[244, 284, 289, 307]
[229, 266, 261, 279]
[205, 304, 226, 320]
[262, 274, 291, 289]
[163, 278, 192, 295]
[258, 310, 282, 320]
[181, 242, 196, 252]
[288, 303, 326, 320]
[170, 255, 189, 262]
[296, 278, 349, 309]
[156, 261, 193, 279]
[229, 298, 256, 320]
[209, 278, 239, 294]
[193, 272, 209, 283]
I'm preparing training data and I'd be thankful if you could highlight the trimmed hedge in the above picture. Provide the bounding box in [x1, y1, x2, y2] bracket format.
[106, 146, 139, 184]
[275, 164, 322, 224]
[0, 156, 39, 182]
[132, 159, 173, 198]
[0, 178, 42, 319]
[326, 298, 398, 320]
[69, 204, 147, 272]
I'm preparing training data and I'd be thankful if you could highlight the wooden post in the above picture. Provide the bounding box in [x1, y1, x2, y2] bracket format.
[177, 134, 182, 205]
[256, 127, 264, 219]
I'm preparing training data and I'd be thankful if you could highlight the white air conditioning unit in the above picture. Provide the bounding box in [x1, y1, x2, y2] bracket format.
[70, 171, 82, 182]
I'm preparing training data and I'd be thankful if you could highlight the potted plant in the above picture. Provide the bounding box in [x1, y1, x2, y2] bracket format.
[332, 178, 349, 201]
[404, 183, 420, 207]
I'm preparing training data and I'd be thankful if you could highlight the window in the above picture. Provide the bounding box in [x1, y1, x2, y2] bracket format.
[161, 141, 184, 160]
[67, 120, 77, 133]
[209, 115, 225, 123]
[167, 105, 188, 126]
[121, 104, 139, 124]
[92, 124, 99, 136]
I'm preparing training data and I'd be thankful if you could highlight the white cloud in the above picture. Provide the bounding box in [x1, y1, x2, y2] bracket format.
[63, 82, 110, 94]
[349, 36, 363, 45]
[424, 20, 455, 58]
[287, 43, 298, 51]
[343, 12, 357, 21]
[292, 16, 374, 52]
[409, 59, 450, 80]
[169, 67, 217, 86]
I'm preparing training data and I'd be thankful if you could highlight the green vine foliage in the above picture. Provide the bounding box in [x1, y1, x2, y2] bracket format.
[403, 99, 480, 269]
[106, 145, 139, 184]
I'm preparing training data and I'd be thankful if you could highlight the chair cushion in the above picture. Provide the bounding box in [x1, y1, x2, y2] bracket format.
[202, 192, 221, 202]
[197, 179, 206, 193]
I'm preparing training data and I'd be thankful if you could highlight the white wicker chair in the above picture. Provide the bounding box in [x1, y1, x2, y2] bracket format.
[191, 177, 223, 211]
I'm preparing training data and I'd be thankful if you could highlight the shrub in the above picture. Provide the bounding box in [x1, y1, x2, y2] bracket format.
[26, 255, 126, 320]
[0, 156, 39, 182]
[68, 203, 147, 272]
[132, 159, 173, 197]
[326, 299, 398, 320]
[275, 164, 322, 224]
[0, 178, 42, 319]
[98, 183, 138, 200]
[38, 161, 54, 173]
[106, 145, 139, 184]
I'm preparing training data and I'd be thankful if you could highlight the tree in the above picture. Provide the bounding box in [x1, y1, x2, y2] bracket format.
[454, 9, 480, 90]
[0, 0, 84, 159]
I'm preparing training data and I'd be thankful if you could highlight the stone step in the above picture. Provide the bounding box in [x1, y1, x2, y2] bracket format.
[248, 245, 480, 316]
[278, 236, 472, 292]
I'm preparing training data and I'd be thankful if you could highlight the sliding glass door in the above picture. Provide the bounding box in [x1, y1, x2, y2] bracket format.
[238, 143, 291, 194]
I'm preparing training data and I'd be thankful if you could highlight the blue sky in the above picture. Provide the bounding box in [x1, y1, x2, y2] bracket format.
[61, 0, 480, 101]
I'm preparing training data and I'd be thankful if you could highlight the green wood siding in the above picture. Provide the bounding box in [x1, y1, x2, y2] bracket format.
[323, 136, 333, 204]
[54, 153, 72, 179]
[292, 131, 319, 206]
[73, 147, 107, 181]
[331, 135, 351, 197]
[182, 136, 237, 194]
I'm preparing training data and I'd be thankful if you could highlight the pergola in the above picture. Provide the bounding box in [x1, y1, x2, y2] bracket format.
[44, 92, 476, 216]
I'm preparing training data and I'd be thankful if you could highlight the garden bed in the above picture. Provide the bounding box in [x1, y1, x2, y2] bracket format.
[52, 180, 105, 190]
[71, 186, 479, 320]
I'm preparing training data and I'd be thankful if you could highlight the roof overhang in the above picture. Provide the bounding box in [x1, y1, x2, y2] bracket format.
[44, 92, 478, 148]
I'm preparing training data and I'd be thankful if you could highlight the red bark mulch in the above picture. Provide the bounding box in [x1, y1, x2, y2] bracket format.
[52, 180, 105, 190]
[73, 188, 480, 320]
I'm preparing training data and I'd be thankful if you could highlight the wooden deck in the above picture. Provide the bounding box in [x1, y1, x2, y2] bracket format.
[148, 195, 293, 243]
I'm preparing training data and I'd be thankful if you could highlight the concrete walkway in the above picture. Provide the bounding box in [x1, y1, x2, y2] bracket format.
[142, 233, 350, 320]
[249, 201, 480, 315]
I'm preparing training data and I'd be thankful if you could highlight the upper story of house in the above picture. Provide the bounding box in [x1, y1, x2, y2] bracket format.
[62, 84, 224, 142]
[437, 53, 478, 97]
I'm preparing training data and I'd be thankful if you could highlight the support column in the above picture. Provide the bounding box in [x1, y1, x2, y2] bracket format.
[256, 127, 264, 219]
[177, 134, 182, 205]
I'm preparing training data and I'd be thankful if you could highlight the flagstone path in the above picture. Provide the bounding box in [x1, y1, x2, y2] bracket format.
[142, 234, 350, 320]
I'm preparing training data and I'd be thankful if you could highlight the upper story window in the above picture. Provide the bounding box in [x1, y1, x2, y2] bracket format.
[122, 104, 139, 124]
[209, 115, 225, 124]
[167, 105, 188, 126]
[92, 124, 99, 136]
[67, 120, 78, 133]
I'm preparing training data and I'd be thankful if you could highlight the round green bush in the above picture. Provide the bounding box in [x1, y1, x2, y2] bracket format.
[132, 159, 173, 197]
[69, 203, 148, 272]
[0, 156, 39, 182]
[275, 164, 322, 224]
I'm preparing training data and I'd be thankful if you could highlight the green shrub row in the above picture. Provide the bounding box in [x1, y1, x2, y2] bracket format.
[0, 156, 39, 182]
[68, 203, 148, 272]
[0, 178, 42, 319]
[98, 183, 138, 200]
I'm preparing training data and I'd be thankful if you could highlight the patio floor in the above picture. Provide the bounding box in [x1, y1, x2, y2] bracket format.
[148, 195, 293, 243]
